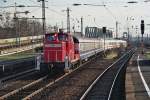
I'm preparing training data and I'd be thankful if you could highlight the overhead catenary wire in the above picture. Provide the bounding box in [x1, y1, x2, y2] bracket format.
[46, 7, 81, 26]
[28, 0, 41, 6]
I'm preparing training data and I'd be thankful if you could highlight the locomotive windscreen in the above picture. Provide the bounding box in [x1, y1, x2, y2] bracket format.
[46, 33, 57, 41]
[45, 33, 68, 42]
[58, 34, 67, 41]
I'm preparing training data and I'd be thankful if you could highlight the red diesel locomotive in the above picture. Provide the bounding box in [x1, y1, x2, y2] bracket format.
[43, 31, 80, 71]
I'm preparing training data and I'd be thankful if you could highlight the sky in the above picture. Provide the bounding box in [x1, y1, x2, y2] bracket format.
[1, 0, 150, 37]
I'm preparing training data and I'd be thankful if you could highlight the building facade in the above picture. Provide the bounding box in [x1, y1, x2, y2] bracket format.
[85, 27, 113, 38]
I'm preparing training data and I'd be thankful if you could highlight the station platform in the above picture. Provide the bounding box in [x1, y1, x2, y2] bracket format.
[0, 43, 42, 57]
[126, 51, 150, 100]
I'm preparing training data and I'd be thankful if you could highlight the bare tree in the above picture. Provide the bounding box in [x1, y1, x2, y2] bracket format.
[0, 13, 43, 39]
[0, 11, 13, 28]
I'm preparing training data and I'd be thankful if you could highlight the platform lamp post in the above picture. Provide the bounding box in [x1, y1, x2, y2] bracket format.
[135, 26, 139, 47]
[126, 16, 134, 47]
[37, 0, 46, 52]
[141, 20, 145, 54]
[81, 16, 83, 37]
[147, 24, 150, 40]
[37, 0, 46, 36]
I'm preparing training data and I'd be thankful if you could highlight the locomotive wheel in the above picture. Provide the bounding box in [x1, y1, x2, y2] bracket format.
[48, 64, 54, 74]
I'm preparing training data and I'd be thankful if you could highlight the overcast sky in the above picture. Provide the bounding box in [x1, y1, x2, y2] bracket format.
[1, 0, 150, 37]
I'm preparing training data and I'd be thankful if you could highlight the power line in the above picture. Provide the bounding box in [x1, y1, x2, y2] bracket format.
[46, 7, 81, 29]
[28, 7, 41, 13]
[28, 0, 41, 6]
[103, 6, 116, 20]
[93, 18, 101, 27]
[46, 8, 65, 16]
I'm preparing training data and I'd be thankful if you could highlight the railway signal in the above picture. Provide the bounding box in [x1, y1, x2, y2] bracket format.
[141, 20, 145, 35]
[102, 27, 106, 33]
[140, 20, 145, 54]
[103, 27, 106, 55]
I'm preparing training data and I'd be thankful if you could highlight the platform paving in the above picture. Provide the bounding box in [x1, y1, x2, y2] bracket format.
[126, 52, 150, 100]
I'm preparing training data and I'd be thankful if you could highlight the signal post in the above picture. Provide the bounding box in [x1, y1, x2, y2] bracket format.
[141, 20, 144, 54]
[103, 27, 106, 56]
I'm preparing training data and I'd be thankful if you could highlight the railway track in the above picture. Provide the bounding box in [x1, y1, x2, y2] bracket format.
[0, 66, 35, 79]
[23, 50, 133, 100]
[0, 57, 36, 79]
[0, 69, 47, 99]
[0, 49, 128, 100]
[0, 63, 65, 100]
[80, 49, 134, 100]
[0, 69, 36, 83]
[14, 51, 120, 100]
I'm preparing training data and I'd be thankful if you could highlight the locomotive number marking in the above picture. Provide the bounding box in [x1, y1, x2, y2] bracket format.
[45, 44, 62, 47]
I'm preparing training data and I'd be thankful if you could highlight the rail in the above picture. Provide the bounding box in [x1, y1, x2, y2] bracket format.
[0, 46, 126, 99]
[107, 49, 134, 100]
[80, 48, 135, 100]
[0, 68, 37, 83]
[0, 75, 48, 100]
[20, 49, 103, 100]
[21, 48, 120, 99]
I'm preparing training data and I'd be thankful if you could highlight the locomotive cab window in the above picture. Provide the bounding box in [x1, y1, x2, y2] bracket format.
[58, 34, 67, 41]
[46, 34, 56, 41]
